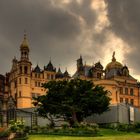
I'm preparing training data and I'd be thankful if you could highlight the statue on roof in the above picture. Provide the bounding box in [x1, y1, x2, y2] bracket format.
[112, 51, 116, 62]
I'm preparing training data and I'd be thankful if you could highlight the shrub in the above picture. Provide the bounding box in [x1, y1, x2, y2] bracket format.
[40, 126, 47, 132]
[0, 127, 10, 138]
[134, 122, 140, 129]
[99, 123, 116, 129]
[72, 122, 81, 128]
[99, 122, 140, 133]
[61, 123, 69, 129]
[9, 120, 28, 139]
[24, 126, 30, 133]
[9, 120, 25, 133]
[31, 125, 40, 133]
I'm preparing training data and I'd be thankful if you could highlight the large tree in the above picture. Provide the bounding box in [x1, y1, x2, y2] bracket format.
[33, 79, 110, 126]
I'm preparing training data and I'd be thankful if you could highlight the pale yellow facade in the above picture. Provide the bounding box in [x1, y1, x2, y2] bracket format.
[7, 35, 140, 109]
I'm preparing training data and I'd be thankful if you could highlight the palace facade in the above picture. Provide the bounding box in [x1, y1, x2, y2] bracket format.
[0, 34, 140, 110]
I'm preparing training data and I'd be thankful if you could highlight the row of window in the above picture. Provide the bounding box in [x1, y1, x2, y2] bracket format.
[18, 78, 28, 85]
[17, 92, 41, 98]
[20, 66, 28, 74]
[120, 97, 134, 105]
[15, 78, 44, 88]
[14, 78, 28, 88]
[35, 81, 42, 87]
[120, 87, 134, 95]
[34, 73, 55, 80]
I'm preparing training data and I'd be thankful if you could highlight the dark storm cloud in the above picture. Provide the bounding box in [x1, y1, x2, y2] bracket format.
[66, 0, 97, 27]
[105, 0, 140, 74]
[0, 0, 83, 74]
[0, 0, 108, 75]
[0, 0, 100, 73]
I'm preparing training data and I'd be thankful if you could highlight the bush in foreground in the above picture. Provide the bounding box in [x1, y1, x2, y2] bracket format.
[31, 122, 99, 136]
[99, 122, 140, 133]
[0, 127, 10, 139]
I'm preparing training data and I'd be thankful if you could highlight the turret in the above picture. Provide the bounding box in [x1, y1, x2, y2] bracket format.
[77, 55, 84, 73]
[16, 33, 32, 108]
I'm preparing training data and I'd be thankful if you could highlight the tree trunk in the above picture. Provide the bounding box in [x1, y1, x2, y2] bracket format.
[72, 111, 77, 122]
[69, 111, 78, 127]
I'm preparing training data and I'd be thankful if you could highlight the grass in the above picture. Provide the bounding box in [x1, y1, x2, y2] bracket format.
[29, 129, 140, 140]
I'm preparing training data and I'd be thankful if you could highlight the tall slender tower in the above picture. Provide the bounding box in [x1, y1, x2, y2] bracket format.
[17, 33, 32, 108]
[77, 55, 84, 74]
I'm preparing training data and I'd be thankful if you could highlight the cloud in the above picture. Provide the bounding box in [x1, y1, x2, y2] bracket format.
[105, 0, 140, 75]
[0, 0, 83, 74]
[0, 0, 103, 75]
[1, 0, 139, 79]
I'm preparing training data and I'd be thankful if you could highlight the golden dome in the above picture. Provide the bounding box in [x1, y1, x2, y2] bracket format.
[105, 52, 123, 70]
[20, 33, 29, 49]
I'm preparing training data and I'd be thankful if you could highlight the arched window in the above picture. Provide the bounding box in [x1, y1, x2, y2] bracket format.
[24, 66, 28, 74]
[20, 66, 22, 74]
[24, 52, 27, 58]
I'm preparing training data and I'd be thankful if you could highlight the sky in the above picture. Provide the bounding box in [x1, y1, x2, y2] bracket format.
[0, 0, 140, 80]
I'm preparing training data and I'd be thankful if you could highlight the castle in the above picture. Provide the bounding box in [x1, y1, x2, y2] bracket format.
[0, 34, 140, 111]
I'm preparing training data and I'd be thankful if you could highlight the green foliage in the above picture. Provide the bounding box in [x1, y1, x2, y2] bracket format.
[33, 79, 110, 127]
[61, 123, 69, 129]
[9, 120, 28, 139]
[116, 124, 133, 132]
[134, 122, 140, 128]
[31, 126, 99, 136]
[9, 120, 25, 133]
[24, 126, 30, 133]
[99, 123, 117, 129]
[0, 127, 10, 138]
[29, 128, 140, 140]
[100, 122, 140, 133]
[30, 121, 99, 136]
[134, 122, 140, 133]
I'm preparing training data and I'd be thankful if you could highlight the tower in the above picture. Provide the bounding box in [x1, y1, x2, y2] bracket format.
[77, 55, 84, 73]
[16, 33, 32, 108]
[20, 33, 29, 61]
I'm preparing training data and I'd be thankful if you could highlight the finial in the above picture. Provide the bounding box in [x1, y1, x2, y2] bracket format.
[80, 54, 82, 59]
[112, 51, 116, 62]
[20, 30, 29, 49]
[24, 30, 27, 39]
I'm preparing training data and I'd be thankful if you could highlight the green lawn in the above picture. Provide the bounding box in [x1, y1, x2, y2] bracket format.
[29, 129, 140, 140]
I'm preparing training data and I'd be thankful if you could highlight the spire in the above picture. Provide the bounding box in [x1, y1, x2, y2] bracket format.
[44, 59, 56, 72]
[112, 51, 116, 62]
[34, 64, 41, 73]
[20, 31, 29, 49]
[63, 68, 70, 77]
[58, 67, 62, 73]
[56, 67, 63, 79]
[20, 32, 29, 60]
